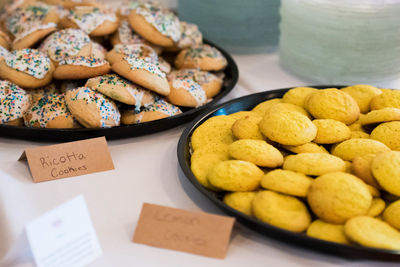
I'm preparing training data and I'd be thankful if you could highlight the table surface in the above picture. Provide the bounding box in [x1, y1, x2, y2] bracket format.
[1, 52, 400, 267]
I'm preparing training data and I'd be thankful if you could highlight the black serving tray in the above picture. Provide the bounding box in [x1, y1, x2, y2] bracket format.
[0, 40, 238, 142]
[177, 86, 400, 261]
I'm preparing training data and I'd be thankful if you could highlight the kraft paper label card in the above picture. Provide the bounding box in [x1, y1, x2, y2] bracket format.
[26, 195, 102, 267]
[133, 203, 235, 259]
[19, 137, 114, 182]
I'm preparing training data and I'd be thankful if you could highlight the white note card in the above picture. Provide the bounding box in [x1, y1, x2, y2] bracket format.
[26, 195, 102, 267]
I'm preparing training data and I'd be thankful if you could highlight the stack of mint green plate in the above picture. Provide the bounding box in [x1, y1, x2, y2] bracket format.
[280, 0, 400, 84]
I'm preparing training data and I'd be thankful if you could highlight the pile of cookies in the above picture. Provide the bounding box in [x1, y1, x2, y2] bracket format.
[190, 85, 400, 250]
[0, 0, 227, 128]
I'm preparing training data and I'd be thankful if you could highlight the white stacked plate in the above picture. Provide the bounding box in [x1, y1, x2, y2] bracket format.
[280, 0, 400, 84]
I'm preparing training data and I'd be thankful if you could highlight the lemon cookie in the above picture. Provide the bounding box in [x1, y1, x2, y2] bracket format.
[23, 93, 79, 128]
[223, 191, 257, 216]
[228, 111, 261, 121]
[370, 90, 400, 110]
[305, 88, 360, 125]
[259, 110, 317, 146]
[312, 119, 351, 144]
[351, 154, 379, 188]
[283, 153, 346, 176]
[228, 139, 284, 168]
[261, 169, 313, 197]
[307, 172, 372, 223]
[86, 74, 155, 107]
[175, 44, 227, 71]
[61, 6, 119, 36]
[251, 98, 282, 115]
[207, 160, 263, 191]
[231, 115, 264, 140]
[345, 216, 400, 250]
[65, 86, 120, 128]
[372, 151, 400, 196]
[370, 121, 400, 151]
[282, 87, 318, 107]
[191, 115, 236, 151]
[367, 198, 386, 217]
[0, 80, 31, 126]
[331, 138, 390, 161]
[341, 85, 382, 113]
[264, 102, 310, 118]
[282, 143, 328, 154]
[350, 131, 370, 139]
[191, 143, 229, 190]
[121, 97, 182, 124]
[129, 2, 181, 47]
[252, 190, 311, 232]
[360, 107, 400, 126]
[306, 220, 350, 244]
[383, 200, 400, 230]
[0, 49, 55, 89]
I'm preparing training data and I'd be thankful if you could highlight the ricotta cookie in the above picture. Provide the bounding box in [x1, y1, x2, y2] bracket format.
[6, 2, 59, 49]
[305, 88, 360, 125]
[53, 56, 110, 80]
[166, 21, 203, 51]
[86, 74, 155, 107]
[128, 2, 181, 47]
[0, 80, 31, 125]
[341, 85, 382, 113]
[331, 138, 390, 161]
[29, 83, 59, 102]
[175, 44, 227, 71]
[39, 29, 92, 63]
[283, 153, 346, 176]
[307, 172, 372, 224]
[24, 93, 78, 128]
[252, 190, 311, 232]
[109, 44, 169, 95]
[0, 30, 11, 50]
[0, 49, 55, 89]
[61, 6, 118, 36]
[121, 97, 181, 124]
[65, 86, 120, 128]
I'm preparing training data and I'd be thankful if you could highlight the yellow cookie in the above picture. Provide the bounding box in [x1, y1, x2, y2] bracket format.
[305, 88, 360, 125]
[350, 131, 370, 139]
[265, 102, 310, 118]
[282, 87, 318, 107]
[312, 119, 351, 144]
[229, 139, 283, 168]
[383, 200, 400, 230]
[252, 190, 311, 232]
[191, 115, 236, 151]
[306, 220, 350, 244]
[360, 107, 400, 126]
[307, 172, 372, 223]
[251, 98, 282, 115]
[371, 151, 400, 196]
[283, 153, 346, 176]
[190, 143, 230, 190]
[370, 90, 400, 110]
[207, 160, 263, 191]
[367, 198, 386, 217]
[228, 111, 261, 121]
[231, 115, 264, 140]
[331, 138, 390, 161]
[261, 169, 313, 197]
[371, 121, 400, 151]
[259, 111, 317, 146]
[341, 85, 381, 113]
[351, 154, 380, 188]
[282, 143, 328, 154]
[223, 191, 257, 216]
[344, 216, 400, 250]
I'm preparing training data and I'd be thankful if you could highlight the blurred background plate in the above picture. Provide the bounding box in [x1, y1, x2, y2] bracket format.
[0, 40, 238, 142]
[177, 86, 400, 261]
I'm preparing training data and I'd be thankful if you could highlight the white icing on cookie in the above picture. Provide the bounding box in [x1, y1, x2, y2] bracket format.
[68, 6, 117, 34]
[0, 80, 31, 124]
[59, 56, 107, 67]
[171, 78, 206, 107]
[178, 22, 202, 49]
[5, 49, 51, 79]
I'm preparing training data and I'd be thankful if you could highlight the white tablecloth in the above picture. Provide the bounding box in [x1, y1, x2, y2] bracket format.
[1, 53, 399, 267]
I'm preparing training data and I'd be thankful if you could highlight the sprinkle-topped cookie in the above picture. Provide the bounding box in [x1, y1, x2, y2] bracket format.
[5, 49, 51, 79]
[134, 96, 181, 123]
[0, 46, 9, 58]
[118, 0, 161, 17]
[185, 44, 226, 61]
[0, 80, 31, 124]
[171, 69, 221, 85]
[6, 3, 56, 41]
[39, 29, 91, 62]
[58, 56, 107, 67]
[168, 72, 206, 107]
[135, 2, 181, 42]
[67, 6, 117, 34]
[177, 22, 202, 49]
[118, 20, 146, 44]
[24, 93, 74, 128]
